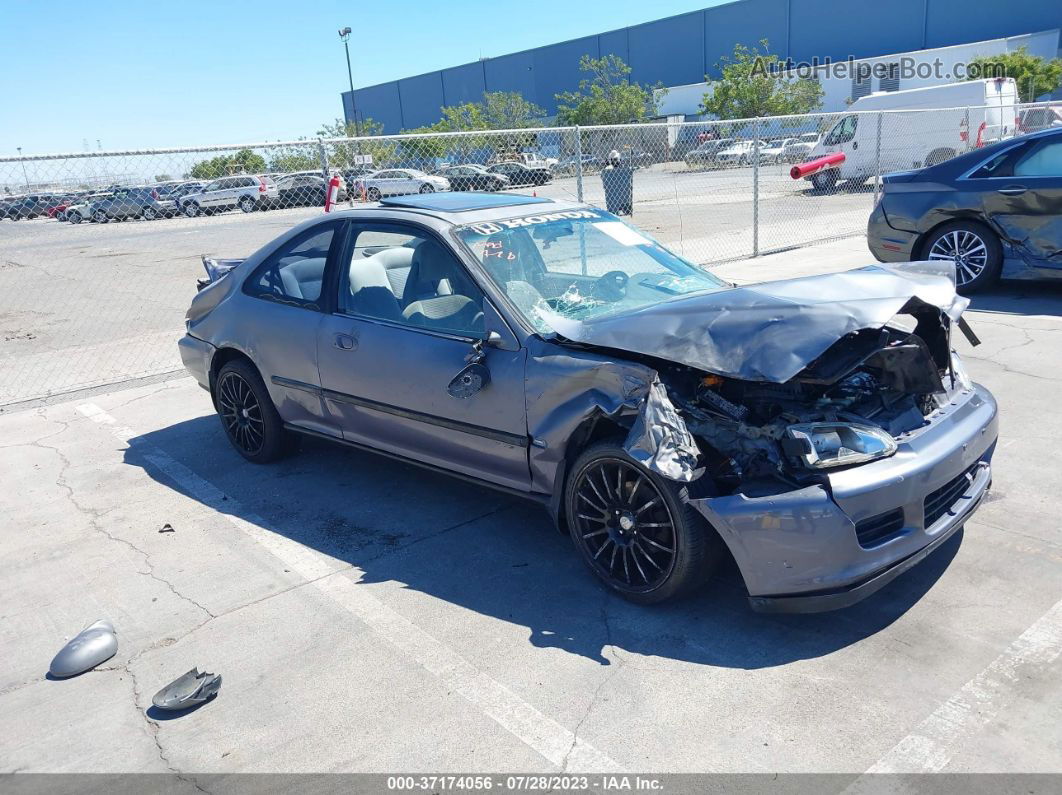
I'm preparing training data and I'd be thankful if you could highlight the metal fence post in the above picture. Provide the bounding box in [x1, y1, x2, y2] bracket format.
[317, 138, 329, 179]
[752, 118, 760, 258]
[574, 125, 584, 203]
[873, 111, 883, 205]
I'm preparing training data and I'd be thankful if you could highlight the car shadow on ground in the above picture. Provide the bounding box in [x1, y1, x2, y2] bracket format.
[125, 416, 961, 670]
[968, 278, 1062, 317]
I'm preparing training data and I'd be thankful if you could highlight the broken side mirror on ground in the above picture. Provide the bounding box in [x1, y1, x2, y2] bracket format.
[49, 619, 118, 678]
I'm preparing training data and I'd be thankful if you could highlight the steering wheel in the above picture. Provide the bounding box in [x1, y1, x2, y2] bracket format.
[591, 270, 629, 302]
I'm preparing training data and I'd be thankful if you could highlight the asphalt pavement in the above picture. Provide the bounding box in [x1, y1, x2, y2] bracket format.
[1, 237, 1059, 778]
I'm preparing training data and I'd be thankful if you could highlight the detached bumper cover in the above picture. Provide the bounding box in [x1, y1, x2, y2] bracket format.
[178, 333, 215, 391]
[691, 383, 998, 612]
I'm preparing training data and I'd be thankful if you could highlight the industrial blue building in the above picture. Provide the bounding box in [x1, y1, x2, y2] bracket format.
[342, 0, 1062, 133]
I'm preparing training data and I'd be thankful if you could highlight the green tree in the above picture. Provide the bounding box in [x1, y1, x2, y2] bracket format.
[555, 55, 661, 125]
[482, 91, 546, 129]
[188, 149, 267, 179]
[700, 39, 823, 120]
[316, 117, 395, 171]
[965, 46, 1062, 102]
[268, 149, 319, 173]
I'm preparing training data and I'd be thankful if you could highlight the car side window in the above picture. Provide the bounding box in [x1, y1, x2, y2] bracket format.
[244, 224, 338, 309]
[339, 224, 486, 337]
[824, 116, 857, 145]
[1013, 140, 1062, 177]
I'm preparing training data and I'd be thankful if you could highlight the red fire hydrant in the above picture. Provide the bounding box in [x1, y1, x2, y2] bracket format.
[324, 174, 341, 212]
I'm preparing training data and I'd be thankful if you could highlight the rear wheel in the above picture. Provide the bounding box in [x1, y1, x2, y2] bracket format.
[921, 220, 1002, 294]
[214, 360, 292, 463]
[810, 169, 838, 192]
[142, 205, 158, 220]
[238, 195, 256, 213]
[565, 441, 719, 604]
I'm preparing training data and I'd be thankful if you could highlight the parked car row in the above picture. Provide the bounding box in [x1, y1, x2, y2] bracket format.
[684, 135, 825, 169]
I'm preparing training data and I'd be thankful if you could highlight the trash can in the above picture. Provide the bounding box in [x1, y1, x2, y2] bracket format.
[601, 164, 633, 216]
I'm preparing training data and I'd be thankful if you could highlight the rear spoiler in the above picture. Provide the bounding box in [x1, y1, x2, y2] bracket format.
[196, 255, 243, 292]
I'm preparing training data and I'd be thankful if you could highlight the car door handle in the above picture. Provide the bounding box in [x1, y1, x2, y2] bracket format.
[333, 333, 357, 351]
[997, 186, 1026, 196]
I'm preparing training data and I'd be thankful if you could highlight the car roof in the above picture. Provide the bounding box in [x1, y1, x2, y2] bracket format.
[333, 193, 584, 226]
[378, 192, 553, 213]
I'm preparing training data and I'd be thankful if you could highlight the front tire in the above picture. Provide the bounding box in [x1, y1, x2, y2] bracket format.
[92, 209, 107, 223]
[366, 187, 381, 201]
[419, 183, 435, 194]
[564, 441, 719, 604]
[68, 211, 82, 224]
[920, 219, 1002, 294]
[184, 202, 200, 217]
[810, 169, 838, 192]
[214, 360, 292, 463]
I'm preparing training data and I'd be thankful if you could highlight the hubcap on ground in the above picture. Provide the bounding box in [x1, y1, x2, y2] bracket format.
[573, 459, 676, 591]
[928, 229, 987, 286]
[217, 372, 264, 454]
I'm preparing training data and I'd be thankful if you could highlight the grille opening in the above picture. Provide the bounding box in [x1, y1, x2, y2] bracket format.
[856, 507, 906, 548]
[924, 465, 978, 528]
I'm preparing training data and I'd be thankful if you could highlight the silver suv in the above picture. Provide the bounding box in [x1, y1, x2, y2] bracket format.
[180, 175, 278, 217]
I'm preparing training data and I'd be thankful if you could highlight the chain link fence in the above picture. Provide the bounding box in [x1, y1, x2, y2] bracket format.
[1, 101, 1058, 406]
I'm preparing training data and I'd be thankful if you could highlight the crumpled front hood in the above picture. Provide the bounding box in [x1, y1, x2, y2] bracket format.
[548, 261, 968, 383]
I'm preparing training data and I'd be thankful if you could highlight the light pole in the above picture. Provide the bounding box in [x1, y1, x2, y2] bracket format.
[16, 147, 29, 190]
[338, 27, 361, 138]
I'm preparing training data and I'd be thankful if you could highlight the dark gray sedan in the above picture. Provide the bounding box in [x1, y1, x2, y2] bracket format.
[869, 127, 1062, 292]
[180, 192, 997, 611]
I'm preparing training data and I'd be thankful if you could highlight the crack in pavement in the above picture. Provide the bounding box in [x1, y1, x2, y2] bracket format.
[561, 591, 623, 773]
[33, 416, 218, 621]
[120, 662, 212, 794]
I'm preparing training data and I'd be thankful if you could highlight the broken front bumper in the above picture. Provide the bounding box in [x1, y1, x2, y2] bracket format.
[692, 383, 998, 613]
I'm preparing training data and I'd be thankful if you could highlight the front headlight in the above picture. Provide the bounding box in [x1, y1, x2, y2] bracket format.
[784, 422, 897, 469]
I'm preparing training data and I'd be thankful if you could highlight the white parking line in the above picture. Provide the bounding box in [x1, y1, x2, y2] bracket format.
[75, 402, 623, 773]
[854, 598, 1062, 780]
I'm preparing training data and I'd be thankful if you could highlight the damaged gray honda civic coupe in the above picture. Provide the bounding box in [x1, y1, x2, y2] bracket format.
[179, 192, 997, 612]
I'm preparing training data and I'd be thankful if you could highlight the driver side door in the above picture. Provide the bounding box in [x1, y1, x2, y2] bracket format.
[315, 220, 531, 490]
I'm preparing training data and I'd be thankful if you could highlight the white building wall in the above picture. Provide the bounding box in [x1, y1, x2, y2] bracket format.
[656, 30, 1061, 119]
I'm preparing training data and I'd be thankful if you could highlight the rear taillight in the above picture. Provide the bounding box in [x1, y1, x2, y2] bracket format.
[258, 178, 267, 193]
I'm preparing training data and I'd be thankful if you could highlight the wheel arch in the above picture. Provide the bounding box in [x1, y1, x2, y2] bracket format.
[547, 414, 630, 534]
[913, 214, 1000, 260]
[208, 347, 258, 407]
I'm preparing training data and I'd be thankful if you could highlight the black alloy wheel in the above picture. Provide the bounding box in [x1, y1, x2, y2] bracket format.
[566, 442, 719, 604]
[214, 360, 293, 463]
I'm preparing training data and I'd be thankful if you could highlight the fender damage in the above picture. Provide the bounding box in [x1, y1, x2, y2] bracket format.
[530, 262, 998, 611]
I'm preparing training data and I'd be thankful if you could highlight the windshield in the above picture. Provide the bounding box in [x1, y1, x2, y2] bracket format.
[455, 209, 727, 335]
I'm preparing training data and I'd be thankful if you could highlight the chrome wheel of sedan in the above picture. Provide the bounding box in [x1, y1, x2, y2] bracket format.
[921, 220, 1002, 294]
[927, 229, 988, 286]
[217, 371, 264, 456]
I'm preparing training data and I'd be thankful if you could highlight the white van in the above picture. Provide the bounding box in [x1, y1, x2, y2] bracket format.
[805, 78, 1018, 190]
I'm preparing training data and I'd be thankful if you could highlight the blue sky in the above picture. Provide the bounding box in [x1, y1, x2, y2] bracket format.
[1, 0, 723, 154]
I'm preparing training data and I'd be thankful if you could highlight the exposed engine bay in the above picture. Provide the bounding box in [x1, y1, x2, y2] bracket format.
[631, 306, 974, 494]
